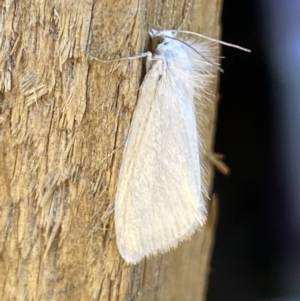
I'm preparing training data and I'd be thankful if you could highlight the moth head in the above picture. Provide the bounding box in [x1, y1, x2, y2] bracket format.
[149, 29, 178, 53]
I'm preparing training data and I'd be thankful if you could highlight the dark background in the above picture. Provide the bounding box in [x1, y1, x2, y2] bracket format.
[207, 0, 300, 300]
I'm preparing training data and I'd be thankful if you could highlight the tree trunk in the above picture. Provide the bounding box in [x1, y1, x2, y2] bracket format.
[0, 0, 221, 300]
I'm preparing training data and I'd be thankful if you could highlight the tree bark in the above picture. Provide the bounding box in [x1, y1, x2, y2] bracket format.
[0, 0, 222, 300]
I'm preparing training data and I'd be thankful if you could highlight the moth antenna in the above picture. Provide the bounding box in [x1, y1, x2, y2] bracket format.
[179, 30, 251, 52]
[89, 52, 150, 63]
[164, 35, 224, 72]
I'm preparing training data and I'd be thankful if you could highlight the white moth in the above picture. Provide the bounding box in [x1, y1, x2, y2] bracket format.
[114, 29, 218, 264]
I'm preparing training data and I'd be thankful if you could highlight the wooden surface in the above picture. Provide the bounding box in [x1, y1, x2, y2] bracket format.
[0, 0, 222, 300]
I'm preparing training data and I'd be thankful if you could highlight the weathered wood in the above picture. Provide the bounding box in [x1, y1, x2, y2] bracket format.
[0, 0, 221, 300]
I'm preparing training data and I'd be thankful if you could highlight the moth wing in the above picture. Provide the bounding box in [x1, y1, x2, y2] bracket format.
[115, 60, 206, 264]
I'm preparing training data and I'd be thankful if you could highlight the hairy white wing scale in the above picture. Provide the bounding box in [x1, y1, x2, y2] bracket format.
[115, 30, 215, 264]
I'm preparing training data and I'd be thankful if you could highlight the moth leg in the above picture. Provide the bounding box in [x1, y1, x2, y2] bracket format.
[207, 152, 230, 175]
